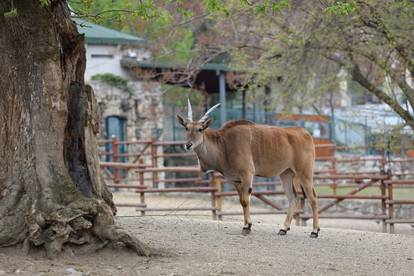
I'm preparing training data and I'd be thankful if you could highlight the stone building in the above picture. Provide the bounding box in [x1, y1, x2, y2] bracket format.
[75, 18, 164, 185]
[75, 18, 163, 138]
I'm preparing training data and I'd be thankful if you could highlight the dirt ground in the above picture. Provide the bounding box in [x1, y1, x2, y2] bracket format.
[0, 194, 413, 276]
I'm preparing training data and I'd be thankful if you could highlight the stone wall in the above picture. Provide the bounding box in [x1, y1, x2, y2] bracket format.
[90, 80, 164, 186]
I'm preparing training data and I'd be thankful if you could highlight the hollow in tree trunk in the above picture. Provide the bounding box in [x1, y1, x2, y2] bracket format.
[0, 0, 148, 257]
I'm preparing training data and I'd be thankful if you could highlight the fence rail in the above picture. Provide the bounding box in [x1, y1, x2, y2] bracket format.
[99, 138, 414, 233]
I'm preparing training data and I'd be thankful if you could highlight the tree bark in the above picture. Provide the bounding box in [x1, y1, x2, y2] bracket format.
[0, 0, 148, 257]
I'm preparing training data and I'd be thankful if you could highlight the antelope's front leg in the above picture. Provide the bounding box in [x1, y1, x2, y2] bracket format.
[238, 176, 253, 235]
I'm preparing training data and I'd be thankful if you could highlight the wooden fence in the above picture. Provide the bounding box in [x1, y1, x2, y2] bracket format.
[98, 138, 414, 233]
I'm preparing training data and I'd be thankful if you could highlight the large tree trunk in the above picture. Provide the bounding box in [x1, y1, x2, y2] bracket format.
[0, 0, 148, 257]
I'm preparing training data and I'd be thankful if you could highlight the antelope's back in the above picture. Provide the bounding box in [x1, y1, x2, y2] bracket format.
[220, 121, 314, 175]
[252, 124, 314, 176]
[219, 121, 314, 154]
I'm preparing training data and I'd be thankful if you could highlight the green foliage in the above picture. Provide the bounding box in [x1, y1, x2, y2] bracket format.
[325, 0, 357, 16]
[39, 0, 50, 7]
[203, 0, 229, 15]
[69, 0, 196, 64]
[4, 8, 17, 18]
[70, 0, 152, 24]
[271, 0, 290, 12]
[91, 74, 132, 94]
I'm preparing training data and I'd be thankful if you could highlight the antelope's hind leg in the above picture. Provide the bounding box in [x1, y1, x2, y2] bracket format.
[278, 169, 298, 236]
[298, 173, 320, 238]
[237, 175, 253, 235]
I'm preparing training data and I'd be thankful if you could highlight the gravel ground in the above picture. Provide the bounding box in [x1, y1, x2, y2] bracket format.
[0, 216, 414, 276]
[115, 193, 414, 234]
[0, 193, 413, 275]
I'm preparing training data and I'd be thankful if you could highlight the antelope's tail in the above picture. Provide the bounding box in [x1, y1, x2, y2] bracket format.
[293, 175, 303, 213]
[292, 175, 300, 197]
[293, 175, 307, 199]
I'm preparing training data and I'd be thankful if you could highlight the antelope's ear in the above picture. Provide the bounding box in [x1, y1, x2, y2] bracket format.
[177, 114, 187, 127]
[201, 117, 212, 130]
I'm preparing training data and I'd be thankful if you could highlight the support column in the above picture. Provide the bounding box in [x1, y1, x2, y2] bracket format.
[253, 85, 258, 122]
[242, 90, 246, 119]
[264, 85, 271, 124]
[219, 71, 226, 126]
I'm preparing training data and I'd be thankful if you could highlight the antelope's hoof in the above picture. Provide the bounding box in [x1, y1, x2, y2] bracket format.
[241, 228, 251, 235]
[310, 228, 320, 238]
[241, 223, 252, 235]
[278, 227, 290, 236]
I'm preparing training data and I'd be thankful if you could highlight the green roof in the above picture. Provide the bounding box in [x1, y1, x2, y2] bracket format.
[73, 18, 146, 45]
[121, 58, 233, 72]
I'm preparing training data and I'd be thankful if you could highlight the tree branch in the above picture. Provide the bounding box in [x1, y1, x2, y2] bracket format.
[351, 63, 414, 131]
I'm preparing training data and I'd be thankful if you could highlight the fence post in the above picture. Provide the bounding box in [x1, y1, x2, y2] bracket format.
[112, 136, 121, 184]
[387, 180, 395, 234]
[151, 139, 158, 188]
[380, 177, 387, 233]
[332, 156, 337, 195]
[216, 174, 223, 220]
[139, 158, 146, 216]
[209, 172, 217, 220]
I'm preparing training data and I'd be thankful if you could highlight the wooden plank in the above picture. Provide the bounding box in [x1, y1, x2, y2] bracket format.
[116, 203, 147, 208]
[103, 168, 115, 180]
[134, 207, 217, 212]
[116, 140, 152, 145]
[318, 181, 375, 214]
[108, 184, 147, 189]
[254, 194, 283, 210]
[217, 210, 288, 216]
[100, 162, 202, 172]
[136, 166, 201, 173]
[314, 174, 386, 180]
[318, 195, 387, 200]
[216, 190, 285, 197]
[100, 161, 143, 169]
[386, 219, 414, 224]
[157, 152, 197, 158]
[384, 179, 414, 185]
[301, 214, 388, 220]
[154, 177, 205, 183]
[386, 200, 414, 205]
[153, 141, 186, 146]
[132, 142, 151, 163]
[135, 187, 216, 193]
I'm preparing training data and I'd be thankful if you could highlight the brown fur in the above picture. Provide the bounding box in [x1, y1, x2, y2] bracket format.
[177, 117, 320, 235]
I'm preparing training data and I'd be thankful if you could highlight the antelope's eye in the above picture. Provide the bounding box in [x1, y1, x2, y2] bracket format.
[185, 127, 188, 131]
[198, 129, 203, 132]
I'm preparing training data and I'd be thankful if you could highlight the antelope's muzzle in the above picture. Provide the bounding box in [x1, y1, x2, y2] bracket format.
[185, 142, 193, 150]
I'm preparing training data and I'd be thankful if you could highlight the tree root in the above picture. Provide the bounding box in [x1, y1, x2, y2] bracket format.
[92, 200, 150, 257]
[23, 199, 149, 258]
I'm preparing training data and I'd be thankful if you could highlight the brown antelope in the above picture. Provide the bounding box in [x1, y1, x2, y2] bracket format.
[177, 100, 320, 238]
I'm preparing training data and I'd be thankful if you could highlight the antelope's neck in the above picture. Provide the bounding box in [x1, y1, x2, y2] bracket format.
[194, 130, 222, 173]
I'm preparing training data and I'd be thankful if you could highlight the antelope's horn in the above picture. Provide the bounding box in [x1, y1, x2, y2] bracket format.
[199, 103, 221, 123]
[187, 98, 193, 122]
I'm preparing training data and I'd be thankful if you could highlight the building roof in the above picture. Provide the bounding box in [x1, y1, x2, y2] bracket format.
[73, 18, 146, 45]
[120, 57, 240, 94]
[121, 59, 232, 72]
